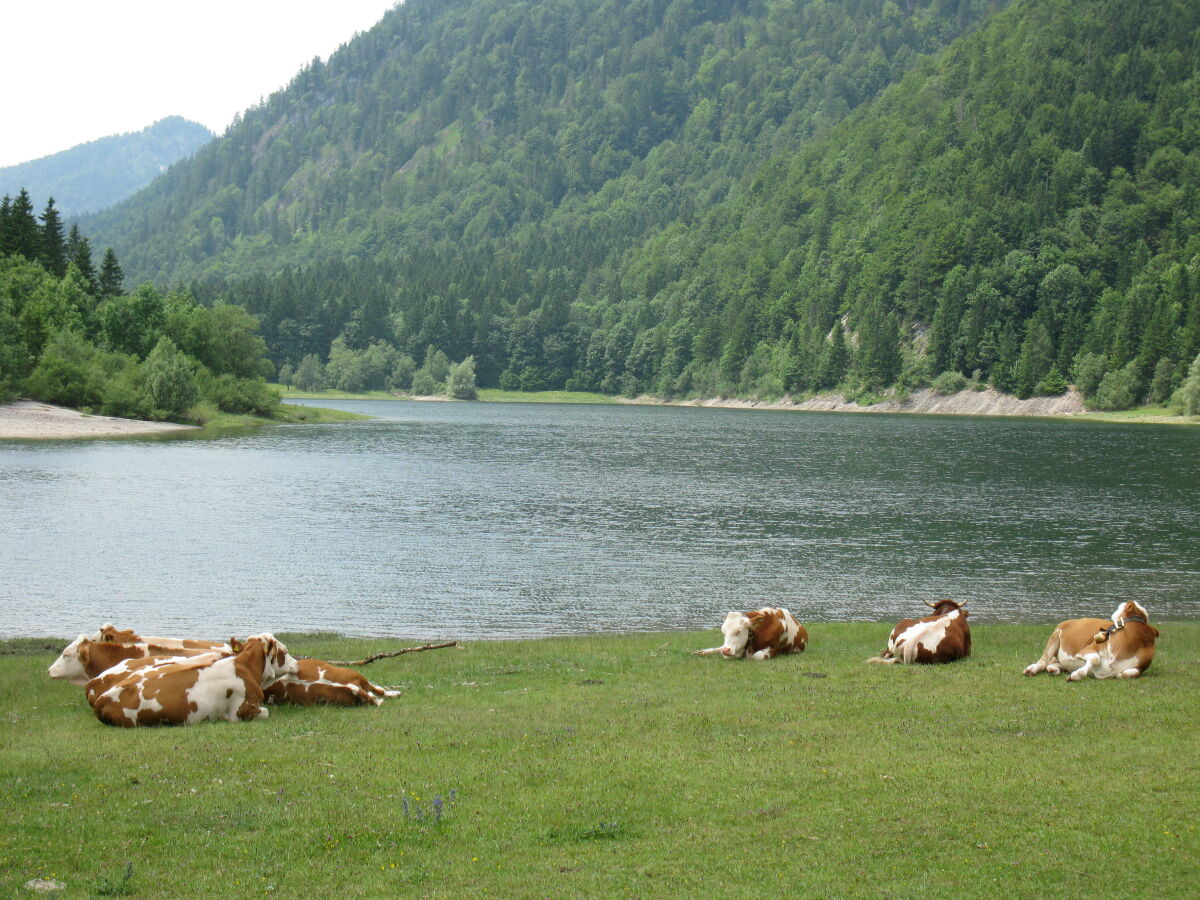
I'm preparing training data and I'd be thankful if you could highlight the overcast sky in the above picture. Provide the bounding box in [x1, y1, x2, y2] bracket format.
[0, 1, 399, 168]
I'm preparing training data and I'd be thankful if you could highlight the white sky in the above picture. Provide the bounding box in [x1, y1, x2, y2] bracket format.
[0, 1, 399, 168]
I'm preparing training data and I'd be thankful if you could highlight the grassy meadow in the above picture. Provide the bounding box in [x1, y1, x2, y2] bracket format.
[2, 623, 1197, 898]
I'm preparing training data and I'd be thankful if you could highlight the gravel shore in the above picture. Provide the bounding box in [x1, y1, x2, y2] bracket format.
[0, 400, 197, 440]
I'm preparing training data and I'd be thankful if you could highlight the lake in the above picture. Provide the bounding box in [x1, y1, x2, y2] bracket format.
[1, 400, 1197, 640]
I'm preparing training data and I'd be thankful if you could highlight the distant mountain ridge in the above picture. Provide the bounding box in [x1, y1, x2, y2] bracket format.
[0, 117, 214, 217]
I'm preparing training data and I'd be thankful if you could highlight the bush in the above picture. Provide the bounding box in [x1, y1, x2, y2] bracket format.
[25, 329, 98, 409]
[202, 373, 280, 416]
[931, 370, 968, 395]
[140, 337, 199, 419]
[1090, 362, 1142, 411]
[0, 310, 30, 401]
[294, 354, 325, 391]
[1072, 352, 1107, 399]
[1148, 358, 1176, 404]
[96, 356, 149, 419]
[1034, 365, 1068, 396]
[1171, 352, 1200, 416]
[410, 370, 441, 395]
[389, 354, 416, 390]
[447, 356, 478, 400]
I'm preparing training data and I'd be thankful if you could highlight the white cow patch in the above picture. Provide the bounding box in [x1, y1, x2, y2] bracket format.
[186, 658, 251, 722]
[890, 610, 961, 664]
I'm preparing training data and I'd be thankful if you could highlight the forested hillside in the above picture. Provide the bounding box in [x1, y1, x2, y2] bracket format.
[87, 0, 1200, 409]
[0, 193, 280, 421]
[0, 118, 213, 217]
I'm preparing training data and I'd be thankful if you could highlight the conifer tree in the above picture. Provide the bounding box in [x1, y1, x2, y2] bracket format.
[5, 189, 40, 261]
[67, 225, 99, 293]
[98, 248, 125, 300]
[0, 195, 10, 255]
[39, 198, 68, 277]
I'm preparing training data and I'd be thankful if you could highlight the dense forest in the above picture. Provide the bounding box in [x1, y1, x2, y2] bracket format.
[85, 0, 1200, 410]
[0, 190, 281, 420]
[0, 118, 213, 217]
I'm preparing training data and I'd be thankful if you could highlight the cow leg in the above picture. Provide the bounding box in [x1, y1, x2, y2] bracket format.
[866, 654, 899, 664]
[694, 646, 726, 656]
[235, 702, 268, 721]
[1116, 667, 1141, 679]
[1067, 655, 1097, 681]
[749, 647, 776, 660]
[1024, 630, 1062, 676]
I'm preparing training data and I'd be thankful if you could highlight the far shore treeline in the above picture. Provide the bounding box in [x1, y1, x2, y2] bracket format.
[0, 192, 284, 422]
[69, 0, 1200, 415]
[6, 0, 1200, 417]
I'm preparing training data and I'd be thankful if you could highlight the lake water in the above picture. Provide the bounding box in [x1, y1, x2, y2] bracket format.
[1, 400, 1197, 640]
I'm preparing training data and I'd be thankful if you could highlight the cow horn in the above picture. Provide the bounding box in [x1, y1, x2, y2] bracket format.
[923, 599, 938, 608]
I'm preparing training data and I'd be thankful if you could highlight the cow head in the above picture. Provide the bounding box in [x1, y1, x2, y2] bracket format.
[98, 623, 139, 643]
[719, 611, 754, 658]
[1111, 600, 1148, 624]
[925, 599, 967, 618]
[47, 633, 93, 684]
[245, 633, 299, 687]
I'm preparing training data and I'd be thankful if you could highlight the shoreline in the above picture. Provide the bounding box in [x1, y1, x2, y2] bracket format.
[0, 399, 198, 440]
[621, 386, 1091, 417]
[285, 385, 1199, 424]
[7, 619, 1199, 645]
[0, 399, 369, 440]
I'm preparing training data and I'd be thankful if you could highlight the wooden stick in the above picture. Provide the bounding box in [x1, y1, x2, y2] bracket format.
[306, 641, 459, 667]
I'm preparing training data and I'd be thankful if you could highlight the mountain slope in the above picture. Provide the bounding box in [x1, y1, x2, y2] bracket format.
[86, 0, 1198, 410]
[91, 0, 1002, 285]
[611, 0, 1200, 402]
[86, 0, 1003, 378]
[0, 117, 214, 217]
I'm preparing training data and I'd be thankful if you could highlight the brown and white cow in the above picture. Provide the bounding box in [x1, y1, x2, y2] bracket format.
[868, 600, 971, 664]
[89, 633, 298, 727]
[48, 624, 230, 686]
[265, 658, 400, 706]
[1023, 601, 1158, 680]
[84, 651, 229, 707]
[695, 607, 809, 660]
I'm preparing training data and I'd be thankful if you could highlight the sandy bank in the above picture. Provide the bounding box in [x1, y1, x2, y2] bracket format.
[0, 400, 198, 440]
[621, 386, 1088, 417]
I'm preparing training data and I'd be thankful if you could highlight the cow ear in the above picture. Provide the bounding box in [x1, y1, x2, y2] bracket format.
[78, 644, 90, 665]
[229, 637, 244, 652]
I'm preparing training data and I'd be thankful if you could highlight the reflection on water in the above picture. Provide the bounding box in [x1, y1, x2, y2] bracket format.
[1, 400, 1197, 638]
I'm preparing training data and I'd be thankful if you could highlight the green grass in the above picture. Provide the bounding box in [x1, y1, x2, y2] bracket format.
[272, 386, 400, 400]
[1070, 406, 1200, 426]
[3, 623, 1197, 897]
[272, 404, 371, 424]
[475, 388, 617, 404]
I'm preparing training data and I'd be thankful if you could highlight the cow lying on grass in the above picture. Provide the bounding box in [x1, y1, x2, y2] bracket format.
[52, 624, 401, 714]
[1023, 601, 1158, 680]
[266, 658, 401, 706]
[694, 607, 808, 660]
[867, 600, 970, 664]
[48, 624, 231, 685]
[90, 634, 298, 727]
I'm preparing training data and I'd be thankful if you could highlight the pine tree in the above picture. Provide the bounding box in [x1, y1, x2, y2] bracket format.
[39, 198, 67, 277]
[98, 248, 125, 300]
[67, 225, 99, 293]
[0, 195, 10, 256]
[5, 189, 40, 261]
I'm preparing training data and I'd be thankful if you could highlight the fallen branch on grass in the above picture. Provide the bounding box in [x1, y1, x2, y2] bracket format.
[310, 641, 459, 667]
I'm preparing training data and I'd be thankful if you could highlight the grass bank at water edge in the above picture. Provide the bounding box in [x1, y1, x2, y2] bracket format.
[4, 623, 1196, 897]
